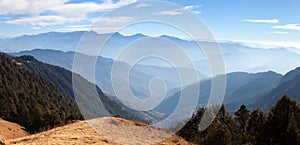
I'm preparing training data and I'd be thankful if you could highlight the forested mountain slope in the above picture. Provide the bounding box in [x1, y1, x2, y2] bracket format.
[0, 54, 82, 132]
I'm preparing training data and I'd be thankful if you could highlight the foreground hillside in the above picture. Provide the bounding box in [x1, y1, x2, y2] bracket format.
[4, 117, 190, 145]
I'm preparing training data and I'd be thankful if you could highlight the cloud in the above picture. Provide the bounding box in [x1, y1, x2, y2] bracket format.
[156, 9, 183, 16]
[50, 2, 104, 17]
[6, 15, 84, 26]
[94, 16, 135, 26]
[56, 16, 135, 33]
[183, 5, 195, 10]
[134, 3, 152, 8]
[156, 4, 202, 16]
[243, 19, 279, 24]
[50, 0, 137, 17]
[2, 0, 137, 27]
[56, 25, 90, 32]
[183, 4, 202, 10]
[273, 24, 300, 31]
[0, 0, 68, 15]
[270, 31, 288, 35]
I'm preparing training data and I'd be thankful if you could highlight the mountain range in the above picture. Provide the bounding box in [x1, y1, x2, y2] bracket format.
[10, 49, 180, 98]
[9, 48, 300, 116]
[2, 31, 300, 75]
[1, 31, 300, 132]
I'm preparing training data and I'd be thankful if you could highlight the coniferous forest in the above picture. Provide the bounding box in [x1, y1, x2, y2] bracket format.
[178, 95, 300, 145]
[0, 54, 83, 133]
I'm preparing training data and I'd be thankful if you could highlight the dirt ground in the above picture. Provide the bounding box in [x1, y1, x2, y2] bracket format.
[0, 118, 29, 141]
[3, 117, 191, 145]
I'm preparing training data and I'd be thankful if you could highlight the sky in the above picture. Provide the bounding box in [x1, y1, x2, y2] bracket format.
[0, 0, 299, 48]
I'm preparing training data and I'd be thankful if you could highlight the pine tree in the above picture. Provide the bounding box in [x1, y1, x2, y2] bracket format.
[247, 109, 265, 145]
[203, 123, 232, 145]
[235, 105, 250, 132]
[263, 95, 299, 145]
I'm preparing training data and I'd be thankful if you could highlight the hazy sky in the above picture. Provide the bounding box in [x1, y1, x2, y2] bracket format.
[0, 0, 299, 48]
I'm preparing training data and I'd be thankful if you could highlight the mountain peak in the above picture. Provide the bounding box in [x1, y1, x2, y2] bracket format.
[16, 55, 38, 62]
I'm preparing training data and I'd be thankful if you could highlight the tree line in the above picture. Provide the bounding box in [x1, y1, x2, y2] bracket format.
[178, 95, 300, 145]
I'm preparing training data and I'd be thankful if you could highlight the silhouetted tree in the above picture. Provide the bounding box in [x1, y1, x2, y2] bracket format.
[247, 109, 265, 145]
[263, 95, 300, 145]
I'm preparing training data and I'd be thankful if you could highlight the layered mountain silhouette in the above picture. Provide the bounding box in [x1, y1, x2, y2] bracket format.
[11, 49, 190, 98]
[166, 67, 300, 114]
[10, 48, 300, 115]
[155, 71, 282, 116]
[2, 31, 300, 74]
[250, 67, 300, 110]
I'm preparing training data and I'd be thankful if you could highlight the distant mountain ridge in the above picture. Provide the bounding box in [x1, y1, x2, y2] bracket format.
[2, 31, 300, 74]
[10, 48, 300, 114]
[156, 71, 283, 115]
[249, 67, 300, 110]
[10, 49, 191, 98]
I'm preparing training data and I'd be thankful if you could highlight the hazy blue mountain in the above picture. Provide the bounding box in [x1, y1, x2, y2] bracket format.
[12, 54, 164, 122]
[157, 71, 283, 115]
[224, 71, 283, 112]
[249, 67, 300, 111]
[10, 49, 185, 98]
[0, 31, 85, 52]
[2, 31, 300, 75]
[279, 67, 300, 84]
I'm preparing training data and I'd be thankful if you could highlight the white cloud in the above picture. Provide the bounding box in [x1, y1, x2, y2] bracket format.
[183, 4, 202, 10]
[270, 31, 288, 35]
[243, 19, 279, 24]
[156, 9, 183, 16]
[56, 25, 90, 32]
[134, 3, 152, 8]
[192, 11, 202, 15]
[273, 24, 300, 31]
[50, 0, 137, 17]
[50, 2, 103, 17]
[183, 5, 194, 10]
[156, 4, 202, 16]
[56, 16, 135, 33]
[93, 16, 135, 26]
[2, 0, 137, 27]
[0, 0, 68, 15]
[6, 15, 84, 26]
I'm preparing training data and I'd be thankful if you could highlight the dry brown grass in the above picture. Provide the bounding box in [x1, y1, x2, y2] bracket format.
[0, 118, 29, 141]
[3, 117, 190, 145]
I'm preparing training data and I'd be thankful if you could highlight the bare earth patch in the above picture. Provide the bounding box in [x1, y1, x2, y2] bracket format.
[0, 118, 29, 141]
[4, 117, 191, 145]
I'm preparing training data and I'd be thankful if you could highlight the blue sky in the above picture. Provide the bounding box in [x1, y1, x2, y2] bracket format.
[0, 0, 299, 48]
